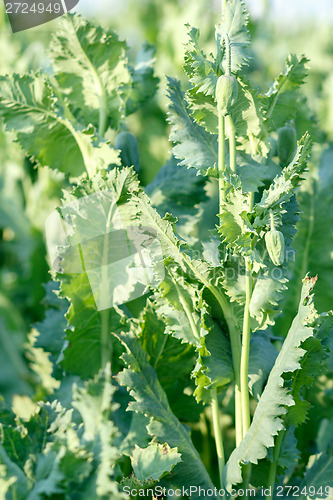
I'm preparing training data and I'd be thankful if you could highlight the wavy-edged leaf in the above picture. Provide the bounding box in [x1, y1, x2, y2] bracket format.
[276, 147, 333, 336]
[215, 0, 250, 73]
[115, 331, 216, 496]
[50, 13, 130, 130]
[223, 276, 318, 490]
[183, 25, 217, 97]
[154, 270, 201, 347]
[248, 332, 278, 401]
[300, 441, 333, 499]
[194, 312, 234, 403]
[167, 77, 218, 173]
[189, 77, 268, 157]
[287, 312, 333, 427]
[137, 302, 202, 423]
[254, 133, 312, 221]
[264, 54, 309, 131]
[131, 442, 181, 482]
[0, 72, 119, 176]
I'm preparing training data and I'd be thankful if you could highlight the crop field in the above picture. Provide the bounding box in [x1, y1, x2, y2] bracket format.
[0, 0, 332, 499]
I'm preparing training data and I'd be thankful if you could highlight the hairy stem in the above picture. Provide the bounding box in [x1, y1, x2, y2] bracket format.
[226, 115, 237, 173]
[217, 102, 242, 446]
[224, 33, 231, 76]
[211, 389, 225, 489]
[218, 112, 226, 209]
[240, 257, 252, 436]
[267, 430, 285, 500]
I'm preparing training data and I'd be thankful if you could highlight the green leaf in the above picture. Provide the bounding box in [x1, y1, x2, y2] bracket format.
[264, 54, 309, 131]
[167, 77, 218, 173]
[300, 442, 333, 499]
[131, 442, 181, 482]
[115, 331, 216, 494]
[71, 365, 124, 498]
[255, 133, 312, 220]
[138, 302, 202, 423]
[218, 187, 255, 254]
[115, 131, 140, 172]
[274, 147, 333, 342]
[194, 313, 234, 403]
[223, 276, 318, 490]
[154, 270, 201, 347]
[183, 25, 217, 97]
[248, 332, 278, 401]
[146, 156, 207, 244]
[215, 0, 250, 73]
[50, 13, 130, 130]
[0, 72, 119, 177]
[126, 42, 159, 116]
[60, 272, 126, 378]
[287, 312, 333, 427]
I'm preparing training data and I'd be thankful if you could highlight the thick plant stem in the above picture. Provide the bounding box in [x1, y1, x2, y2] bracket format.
[224, 34, 231, 76]
[100, 204, 114, 369]
[217, 87, 242, 446]
[266, 431, 285, 500]
[226, 114, 237, 173]
[211, 388, 225, 489]
[230, 329, 243, 446]
[249, 192, 255, 211]
[240, 257, 252, 436]
[218, 112, 226, 208]
[101, 309, 112, 367]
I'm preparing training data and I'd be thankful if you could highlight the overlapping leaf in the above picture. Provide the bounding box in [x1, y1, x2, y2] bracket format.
[115, 330, 216, 496]
[215, 0, 250, 73]
[223, 277, 318, 489]
[0, 72, 119, 177]
[50, 14, 131, 131]
[167, 77, 218, 172]
[263, 54, 309, 131]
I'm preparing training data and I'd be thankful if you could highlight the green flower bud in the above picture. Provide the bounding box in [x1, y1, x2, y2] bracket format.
[265, 229, 285, 266]
[215, 75, 238, 116]
[278, 126, 297, 167]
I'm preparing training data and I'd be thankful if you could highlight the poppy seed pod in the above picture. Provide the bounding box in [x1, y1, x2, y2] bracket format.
[215, 74, 238, 116]
[265, 229, 285, 266]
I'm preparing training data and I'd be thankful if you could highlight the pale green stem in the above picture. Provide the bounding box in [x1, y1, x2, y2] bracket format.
[100, 204, 115, 368]
[218, 112, 226, 209]
[211, 388, 225, 489]
[101, 309, 111, 367]
[226, 115, 237, 173]
[249, 192, 255, 211]
[240, 257, 252, 436]
[217, 88, 242, 446]
[222, 0, 227, 15]
[270, 211, 276, 230]
[224, 34, 231, 76]
[266, 430, 285, 500]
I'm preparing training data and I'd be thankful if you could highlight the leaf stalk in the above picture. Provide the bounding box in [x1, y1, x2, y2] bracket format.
[211, 388, 225, 490]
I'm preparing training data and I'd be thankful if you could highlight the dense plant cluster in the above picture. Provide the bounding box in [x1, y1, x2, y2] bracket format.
[0, 1, 332, 499]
